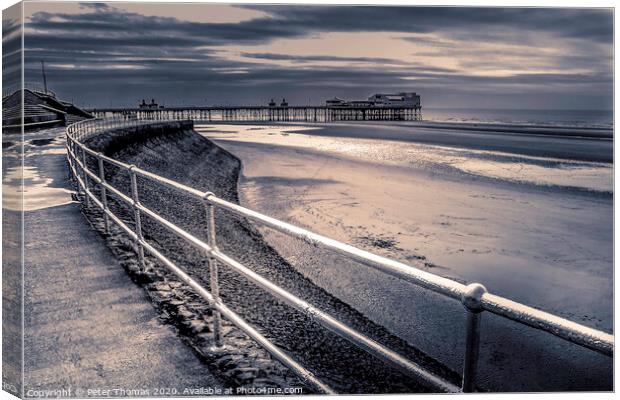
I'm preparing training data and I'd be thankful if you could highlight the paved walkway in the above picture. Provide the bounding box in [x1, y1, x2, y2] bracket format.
[17, 128, 222, 396]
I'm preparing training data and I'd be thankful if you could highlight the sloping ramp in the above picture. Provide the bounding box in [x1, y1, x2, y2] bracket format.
[2, 89, 93, 131]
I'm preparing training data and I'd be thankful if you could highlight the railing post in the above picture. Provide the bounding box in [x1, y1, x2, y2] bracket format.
[129, 167, 146, 271]
[72, 142, 79, 188]
[204, 192, 224, 350]
[81, 147, 90, 207]
[461, 283, 487, 393]
[97, 153, 110, 234]
[67, 137, 76, 188]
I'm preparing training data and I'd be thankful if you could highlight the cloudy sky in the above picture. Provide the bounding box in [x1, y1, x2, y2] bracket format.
[6, 2, 615, 109]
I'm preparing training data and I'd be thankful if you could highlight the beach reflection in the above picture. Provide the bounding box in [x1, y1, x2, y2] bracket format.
[197, 124, 612, 193]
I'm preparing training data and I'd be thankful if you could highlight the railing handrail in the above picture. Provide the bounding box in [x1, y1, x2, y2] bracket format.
[65, 117, 613, 394]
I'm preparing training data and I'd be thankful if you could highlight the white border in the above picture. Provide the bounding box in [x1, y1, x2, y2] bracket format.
[0, 1, 616, 400]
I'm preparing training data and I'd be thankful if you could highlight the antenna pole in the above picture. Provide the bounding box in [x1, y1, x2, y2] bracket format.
[41, 60, 48, 93]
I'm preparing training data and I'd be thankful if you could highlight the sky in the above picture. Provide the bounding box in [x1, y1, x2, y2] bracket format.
[3, 2, 614, 109]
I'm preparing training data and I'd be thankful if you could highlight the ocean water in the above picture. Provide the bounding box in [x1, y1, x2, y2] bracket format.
[422, 108, 613, 129]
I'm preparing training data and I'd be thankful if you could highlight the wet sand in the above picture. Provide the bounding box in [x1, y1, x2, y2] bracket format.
[198, 122, 613, 391]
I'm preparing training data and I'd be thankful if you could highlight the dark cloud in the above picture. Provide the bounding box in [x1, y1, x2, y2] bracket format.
[26, 33, 209, 49]
[3, 13, 22, 86]
[20, 4, 613, 109]
[27, 5, 613, 49]
[241, 5, 613, 43]
[241, 53, 461, 74]
[78, 2, 111, 11]
[26, 7, 306, 46]
[2, 16, 20, 37]
[241, 52, 400, 64]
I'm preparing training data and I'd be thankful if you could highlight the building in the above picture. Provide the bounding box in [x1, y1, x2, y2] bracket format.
[3, 88, 93, 131]
[325, 97, 347, 106]
[267, 98, 290, 107]
[367, 92, 421, 107]
[139, 98, 160, 109]
[348, 100, 374, 107]
[325, 92, 421, 108]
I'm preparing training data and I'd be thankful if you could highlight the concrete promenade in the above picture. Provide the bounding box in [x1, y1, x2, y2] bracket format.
[11, 127, 222, 395]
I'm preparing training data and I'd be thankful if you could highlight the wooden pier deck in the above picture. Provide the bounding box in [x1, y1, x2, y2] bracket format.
[89, 105, 422, 122]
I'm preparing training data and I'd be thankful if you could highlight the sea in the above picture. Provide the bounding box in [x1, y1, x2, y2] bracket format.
[422, 108, 613, 129]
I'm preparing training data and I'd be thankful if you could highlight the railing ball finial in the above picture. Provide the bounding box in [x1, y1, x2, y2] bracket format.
[203, 191, 216, 203]
[461, 283, 487, 313]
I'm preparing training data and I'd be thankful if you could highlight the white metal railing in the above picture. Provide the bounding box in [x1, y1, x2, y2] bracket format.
[65, 117, 613, 394]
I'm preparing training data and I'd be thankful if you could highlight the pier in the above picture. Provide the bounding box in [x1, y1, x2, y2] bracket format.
[88, 105, 423, 122]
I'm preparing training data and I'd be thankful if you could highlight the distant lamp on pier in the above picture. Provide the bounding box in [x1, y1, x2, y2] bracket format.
[268, 98, 276, 107]
[280, 98, 288, 107]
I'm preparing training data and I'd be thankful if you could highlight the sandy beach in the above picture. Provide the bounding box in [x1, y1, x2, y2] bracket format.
[197, 122, 613, 391]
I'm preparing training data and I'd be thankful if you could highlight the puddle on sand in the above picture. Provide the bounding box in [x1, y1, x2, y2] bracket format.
[26, 136, 68, 156]
[3, 135, 67, 158]
[30, 138, 56, 146]
[3, 165, 75, 211]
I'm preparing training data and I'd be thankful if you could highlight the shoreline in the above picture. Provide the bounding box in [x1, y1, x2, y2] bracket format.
[197, 120, 613, 163]
[198, 119, 613, 140]
[392, 120, 612, 137]
[292, 122, 613, 162]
